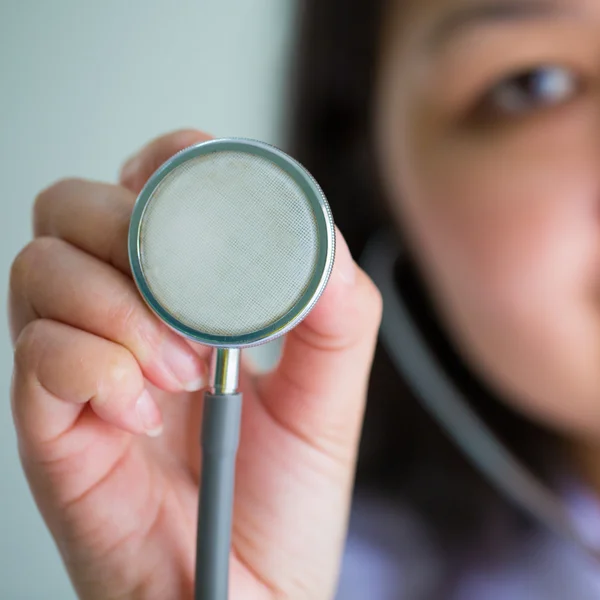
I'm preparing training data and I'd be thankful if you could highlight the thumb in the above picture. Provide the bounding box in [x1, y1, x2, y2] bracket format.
[256, 229, 383, 463]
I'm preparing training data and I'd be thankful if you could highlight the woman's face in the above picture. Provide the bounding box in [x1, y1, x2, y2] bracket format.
[376, 0, 600, 440]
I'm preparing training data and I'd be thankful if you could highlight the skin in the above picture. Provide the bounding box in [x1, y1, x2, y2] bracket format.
[376, 0, 600, 486]
[8, 129, 382, 599]
[9, 0, 600, 598]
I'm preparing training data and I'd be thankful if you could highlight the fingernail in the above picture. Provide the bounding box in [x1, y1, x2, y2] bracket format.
[335, 233, 356, 285]
[120, 154, 142, 184]
[136, 390, 163, 437]
[161, 341, 206, 391]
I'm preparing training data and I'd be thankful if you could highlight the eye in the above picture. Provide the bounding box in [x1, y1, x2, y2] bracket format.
[484, 66, 580, 116]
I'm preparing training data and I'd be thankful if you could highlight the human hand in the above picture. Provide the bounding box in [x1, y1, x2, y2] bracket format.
[8, 130, 382, 599]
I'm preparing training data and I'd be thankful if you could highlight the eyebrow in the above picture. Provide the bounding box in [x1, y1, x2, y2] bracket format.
[429, 0, 569, 49]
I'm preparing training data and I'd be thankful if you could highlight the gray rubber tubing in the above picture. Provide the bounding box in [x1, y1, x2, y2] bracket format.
[195, 392, 242, 600]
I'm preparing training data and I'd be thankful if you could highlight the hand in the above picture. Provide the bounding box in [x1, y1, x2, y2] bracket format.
[8, 130, 382, 600]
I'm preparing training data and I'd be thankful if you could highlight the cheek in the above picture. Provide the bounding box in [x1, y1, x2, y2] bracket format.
[382, 108, 600, 434]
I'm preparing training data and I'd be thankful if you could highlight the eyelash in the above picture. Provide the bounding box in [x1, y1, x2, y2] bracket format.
[473, 65, 583, 122]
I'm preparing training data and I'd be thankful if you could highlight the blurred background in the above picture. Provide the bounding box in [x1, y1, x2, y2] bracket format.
[0, 1, 295, 596]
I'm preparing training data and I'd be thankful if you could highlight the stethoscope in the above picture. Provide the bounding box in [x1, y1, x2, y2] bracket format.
[129, 135, 599, 599]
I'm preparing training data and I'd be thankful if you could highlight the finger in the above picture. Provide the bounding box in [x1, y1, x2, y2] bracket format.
[12, 319, 162, 450]
[256, 229, 382, 463]
[9, 237, 207, 393]
[33, 178, 135, 275]
[119, 129, 212, 194]
[32, 178, 212, 359]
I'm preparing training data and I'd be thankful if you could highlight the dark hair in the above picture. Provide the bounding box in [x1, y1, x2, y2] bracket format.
[286, 0, 562, 562]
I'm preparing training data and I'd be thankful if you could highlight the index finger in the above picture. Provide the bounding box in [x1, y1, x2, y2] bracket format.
[119, 129, 212, 194]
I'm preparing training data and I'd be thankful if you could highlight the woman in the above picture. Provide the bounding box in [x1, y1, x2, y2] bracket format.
[8, 0, 600, 597]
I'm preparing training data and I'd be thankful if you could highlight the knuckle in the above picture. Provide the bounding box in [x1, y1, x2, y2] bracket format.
[147, 130, 210, 170]
[102, 347, 140, 398]
[9, 238, 55, 293]
[33, 178, 83, 231]
[9, 244, 33, 294]
[106, 290, 140, 334]
[156, 129, 211, 164]
[359, 271, 383, 326]
[13, 319, 49, 371]
[170, 128, 209, 146]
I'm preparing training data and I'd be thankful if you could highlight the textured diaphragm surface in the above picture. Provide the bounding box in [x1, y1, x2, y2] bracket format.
[139, 150, 320, 338]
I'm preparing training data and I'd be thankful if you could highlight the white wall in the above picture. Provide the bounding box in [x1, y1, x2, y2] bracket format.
[0, 1, 295, 597]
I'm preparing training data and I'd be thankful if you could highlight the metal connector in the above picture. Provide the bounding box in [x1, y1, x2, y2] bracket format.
[209, 348, 241, 395]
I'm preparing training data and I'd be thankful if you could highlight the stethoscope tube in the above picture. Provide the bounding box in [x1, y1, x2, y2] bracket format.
[361, 231, 600, 562]
[195, 349, 242, 600]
